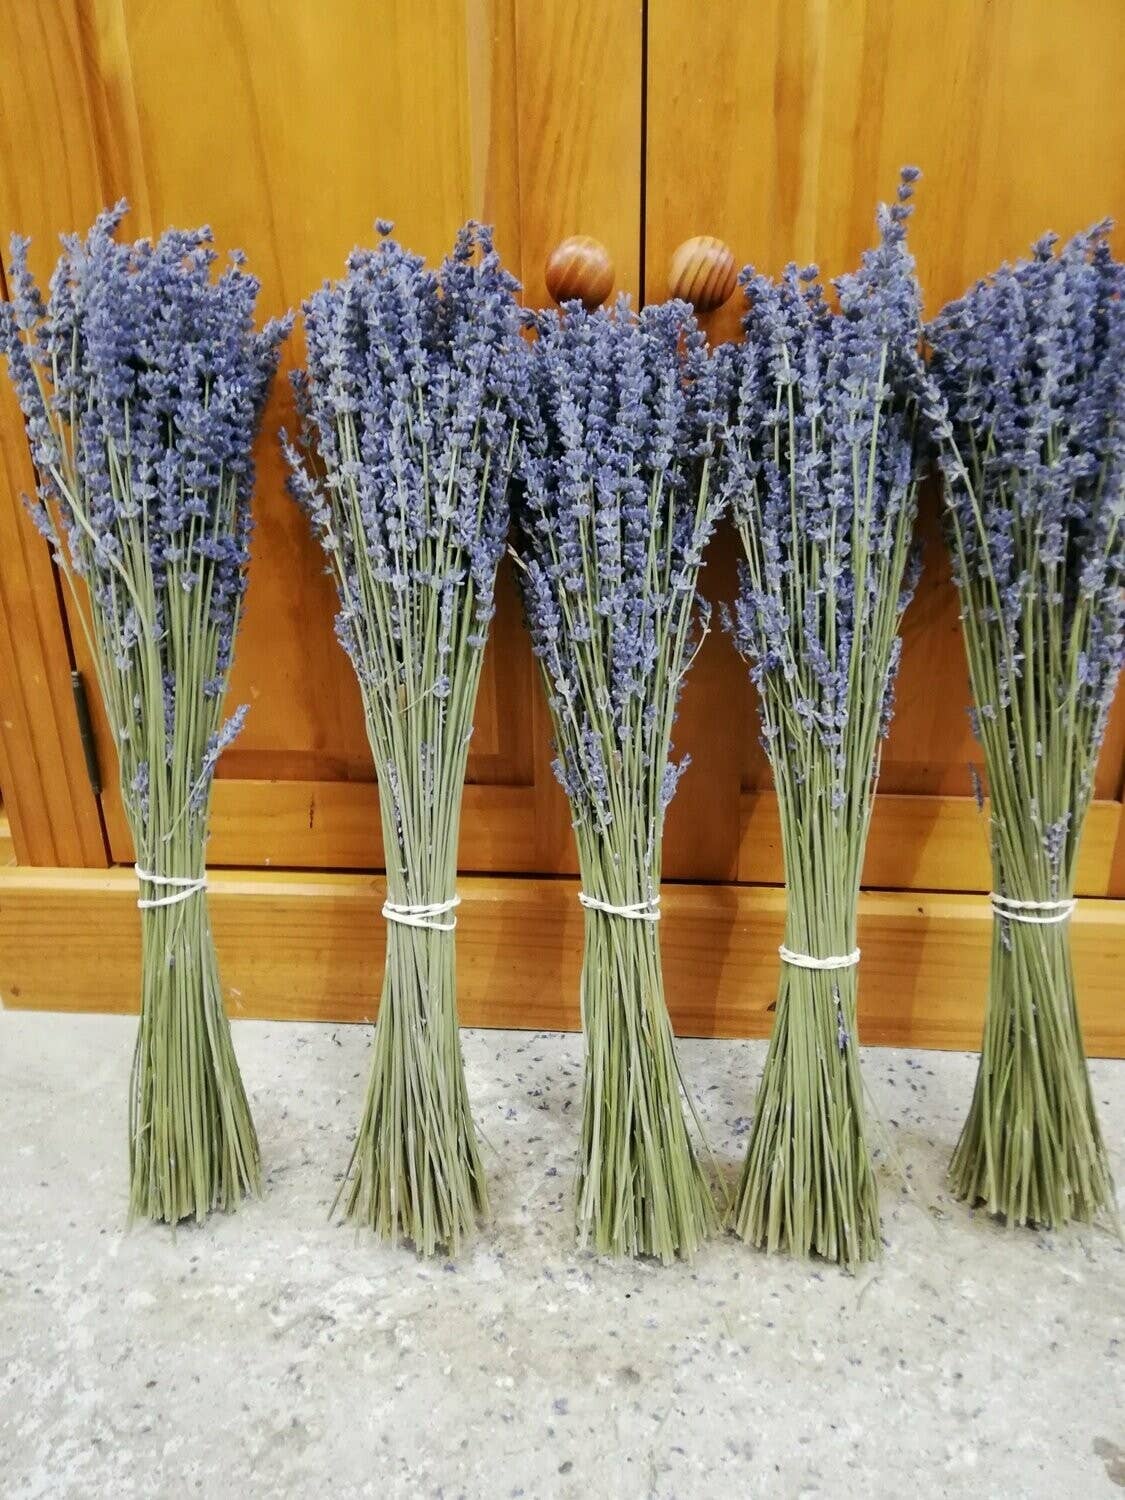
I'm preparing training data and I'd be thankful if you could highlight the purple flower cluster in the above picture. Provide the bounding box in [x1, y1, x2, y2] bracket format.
[513, 298, 721, 853]
[717, 169, 924, 804]
[924, 225, 1124, 754]
[283, 222, 523, 687]
[283, 223, 525, 881]
[0, 203, 288, 826]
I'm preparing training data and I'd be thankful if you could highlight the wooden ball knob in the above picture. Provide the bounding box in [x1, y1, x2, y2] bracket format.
[668, 236, 738, 314]
[544, 236, 614, 310]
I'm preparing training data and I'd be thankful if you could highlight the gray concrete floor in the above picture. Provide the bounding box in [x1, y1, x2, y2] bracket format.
[0, 1010, 1121, 1500]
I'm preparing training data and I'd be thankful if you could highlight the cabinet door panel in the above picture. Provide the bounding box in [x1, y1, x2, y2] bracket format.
[0, 0, 644, 874]
[646, 0, 1125, 887]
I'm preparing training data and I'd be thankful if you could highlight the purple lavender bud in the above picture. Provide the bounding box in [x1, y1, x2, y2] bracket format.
[511, 297, 721, 838]
[0, 206, 287, 834]
[717, 169, 924, 786]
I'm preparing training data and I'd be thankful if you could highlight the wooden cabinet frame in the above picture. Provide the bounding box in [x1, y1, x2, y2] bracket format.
[0, 0, 1122, 1046]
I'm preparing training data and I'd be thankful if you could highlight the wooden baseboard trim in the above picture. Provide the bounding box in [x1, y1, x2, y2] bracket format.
[1, 866, 1122, 1055]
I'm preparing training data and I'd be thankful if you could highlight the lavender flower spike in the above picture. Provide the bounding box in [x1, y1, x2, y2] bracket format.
[0, 205, 289, 1224]
[923, 222, 1123, 1230]
[284, 221, 525, 1254]
[716, 169, 926, 1269]
[513, 295, 723, 1263]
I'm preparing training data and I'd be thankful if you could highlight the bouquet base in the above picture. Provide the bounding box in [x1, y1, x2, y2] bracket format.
[949, 924, 1116, 1229]
[576, 909, 717, 1264]
[340, 929, 488, 1255]
[128, 902, 260, 1225]
[732, 970, 881, 1270]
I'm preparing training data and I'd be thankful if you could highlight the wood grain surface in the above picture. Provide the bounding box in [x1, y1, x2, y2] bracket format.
[0, 0, 1121, 923]
[1, 865, 1121, 1055]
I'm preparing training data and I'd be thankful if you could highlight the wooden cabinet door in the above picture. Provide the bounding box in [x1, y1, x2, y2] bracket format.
[0, 0, 643, 875]
[645, 0, 1125, 896]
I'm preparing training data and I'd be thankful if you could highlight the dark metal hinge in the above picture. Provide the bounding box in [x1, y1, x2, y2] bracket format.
[70, 670, 102, 796]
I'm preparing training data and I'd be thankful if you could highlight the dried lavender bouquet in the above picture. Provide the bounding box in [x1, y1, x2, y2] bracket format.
[717, 172, 924, 1268]
[0, 205, 287, 1222]
[284, 223, 523, 1253]
[924, 226, 1123, 1228]
[512, 298, 722, 1263]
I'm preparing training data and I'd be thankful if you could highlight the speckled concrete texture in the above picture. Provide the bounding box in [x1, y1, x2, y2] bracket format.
[0, 1010, 1121, 1499]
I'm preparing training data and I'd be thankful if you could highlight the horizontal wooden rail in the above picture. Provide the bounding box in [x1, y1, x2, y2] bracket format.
[740, 792, 1121, 895]
[1, 867, 1121, 1055]
[203, 781, 539, 873]
[102, 779, 1125, 896]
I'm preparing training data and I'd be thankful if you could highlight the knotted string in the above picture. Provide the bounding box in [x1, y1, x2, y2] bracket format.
[990, 892, 1076, 926]
[382, 895, 461, 932]
[578, 892, 662, 923]
[135, 866, 207, 911]
[778, 944, 861, 971]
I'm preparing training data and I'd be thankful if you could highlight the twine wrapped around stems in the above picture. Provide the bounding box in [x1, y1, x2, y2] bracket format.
[130, 844, 258, 1223]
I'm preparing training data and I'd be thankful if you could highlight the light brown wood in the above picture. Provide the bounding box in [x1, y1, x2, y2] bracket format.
[0, 0, 1121, 928]
[0, 351, 106, 867]
[511, 1, 642, 308]
[506, 0, 646, 874]
[544, 235, 615, 309]
[739, 793, 1121, 897]
[646, 0, 1125, 830]
[645, 0, 1125, 333]
[98, 779, 1116, 899]
[0, 0, 645, 878]
[1, 866, 1121, 1056]
[204, 781, 539, 874]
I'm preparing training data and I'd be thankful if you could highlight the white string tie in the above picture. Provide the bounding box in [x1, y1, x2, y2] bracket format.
[382, 895, 461, 932]
[578, 892, 662, 923]
[990, 892, 1076, 926]
[135, 866, 207, 910]
[779, 944, 861, 971]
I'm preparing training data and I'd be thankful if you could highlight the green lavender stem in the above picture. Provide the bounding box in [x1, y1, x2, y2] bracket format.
[338, 791, 487, 1253]
[322, 396, 498, 1254]
[943, 440, 1117, 1229]
[735, 963, 877, 1267]
[129, 870, 259, 1224]
[726, 315, 919, 1270]
[949, 913, 1113, 1227]
[48, 408, 262, 1227]
[732, 776, 880, 1269]
[574, 855, 717, 1264]
[0, 218, 282, 1228]
[527, 467, 721, 1263]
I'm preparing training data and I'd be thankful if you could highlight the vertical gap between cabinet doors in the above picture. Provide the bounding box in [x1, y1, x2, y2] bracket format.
[638, 0, 650, 306]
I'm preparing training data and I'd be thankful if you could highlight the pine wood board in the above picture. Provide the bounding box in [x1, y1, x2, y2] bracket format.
[739, 793, 1122, 898]
[97, 779, 1123, 898]
[1, 867, 1121, 1056]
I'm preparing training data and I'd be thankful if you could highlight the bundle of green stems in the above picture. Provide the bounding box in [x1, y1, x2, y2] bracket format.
[514, 298, 723, 1262]
[0, 210, 282, 1223]
[939, 427, 1115, 1228]
[719, 176, 923, 1267]
[926, 224, 1122, 1230]
[285, 223, 522, 1252]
